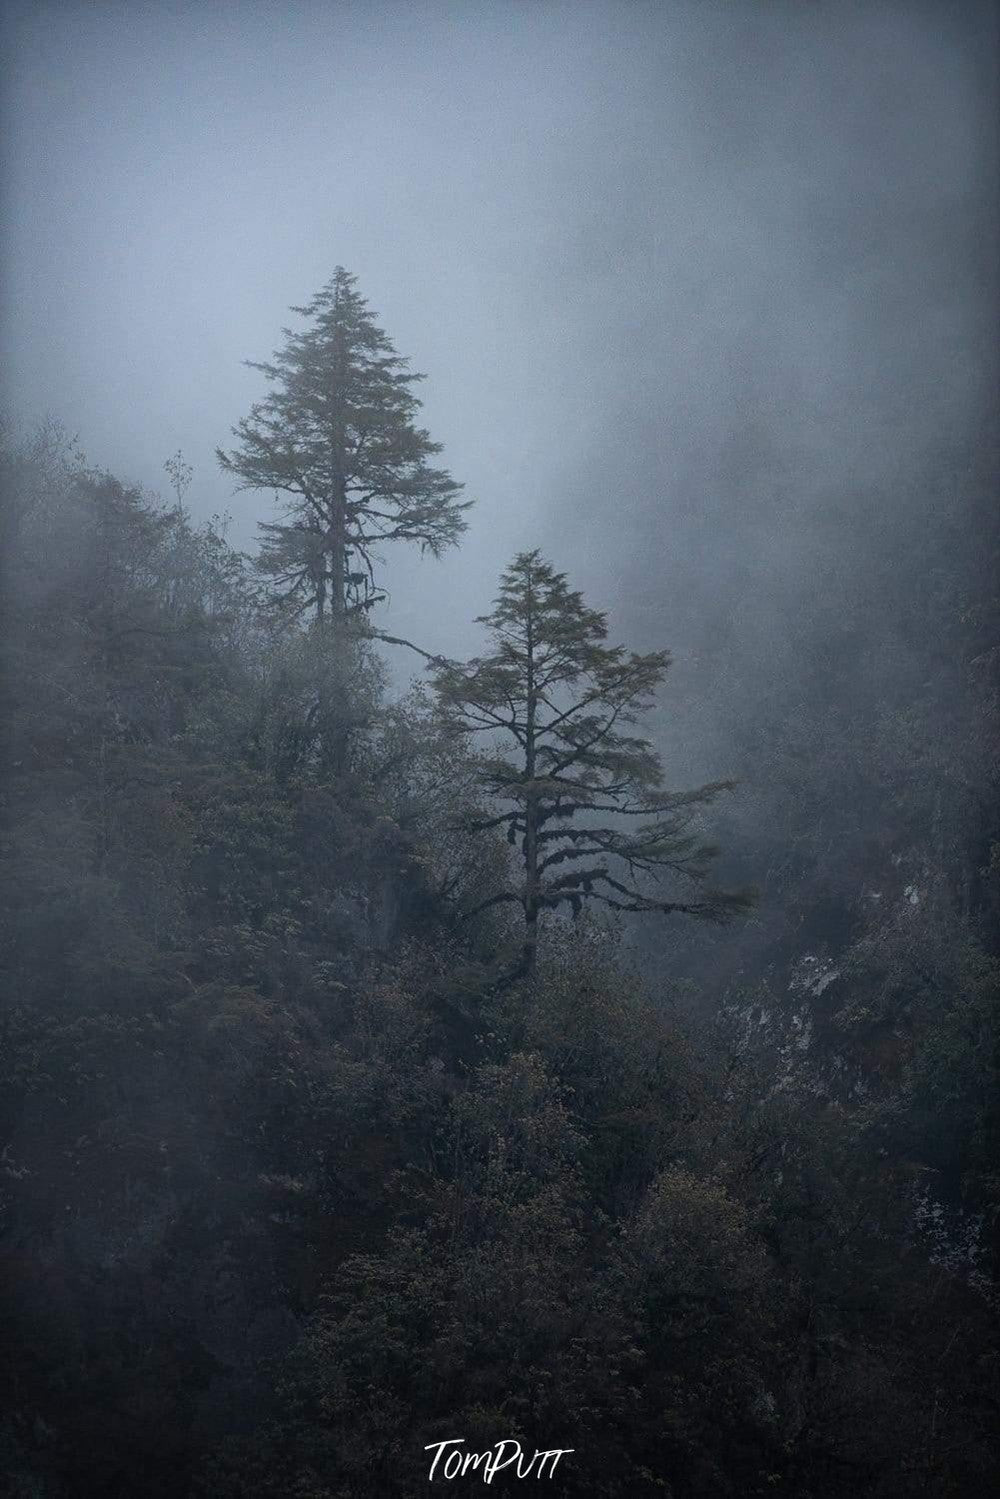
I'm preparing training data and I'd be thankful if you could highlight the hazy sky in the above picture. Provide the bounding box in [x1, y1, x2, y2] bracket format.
[2, 0, 996, 697]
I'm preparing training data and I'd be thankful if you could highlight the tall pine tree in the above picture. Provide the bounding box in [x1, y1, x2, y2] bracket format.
[218, 267, 469, 627]
[433, 550, 750, 972]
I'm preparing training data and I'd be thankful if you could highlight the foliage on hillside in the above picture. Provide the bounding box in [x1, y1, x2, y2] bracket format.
[1, 423, 996, 1496]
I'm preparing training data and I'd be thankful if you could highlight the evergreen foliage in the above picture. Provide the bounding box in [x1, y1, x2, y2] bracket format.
[217, 267, 469, 625]
[433, 550, 751, 970]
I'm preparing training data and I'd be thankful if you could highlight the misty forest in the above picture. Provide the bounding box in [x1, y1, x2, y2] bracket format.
[1, 4, 998, 1497]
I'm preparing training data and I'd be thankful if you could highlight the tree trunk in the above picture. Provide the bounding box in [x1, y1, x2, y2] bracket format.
[321, 386, 350, 773]
[522, 561, 538, 975]
[314, 546, 327, 625]
[328, 490, 346, 622]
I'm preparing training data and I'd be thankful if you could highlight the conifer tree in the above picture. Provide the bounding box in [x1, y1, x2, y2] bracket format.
[433, 550, 750, 972]
[218, 267, 469, 627]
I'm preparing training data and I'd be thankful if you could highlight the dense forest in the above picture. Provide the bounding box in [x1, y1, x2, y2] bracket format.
[1, 259, 997, 1497]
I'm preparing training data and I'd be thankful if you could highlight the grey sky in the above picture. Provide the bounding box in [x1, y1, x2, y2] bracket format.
[2, 0, 996, 708]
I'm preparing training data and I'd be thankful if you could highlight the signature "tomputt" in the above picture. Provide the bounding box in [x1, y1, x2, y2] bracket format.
[425, 1439, 574, 1483]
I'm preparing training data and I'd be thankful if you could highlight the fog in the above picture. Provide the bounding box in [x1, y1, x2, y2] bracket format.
[4, 7, 999, 1490]
[3, 0, 996, 733]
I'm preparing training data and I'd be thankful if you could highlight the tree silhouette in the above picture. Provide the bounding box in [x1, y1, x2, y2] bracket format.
[218, 267, 469, 628]
[433, 550, 751, 972]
